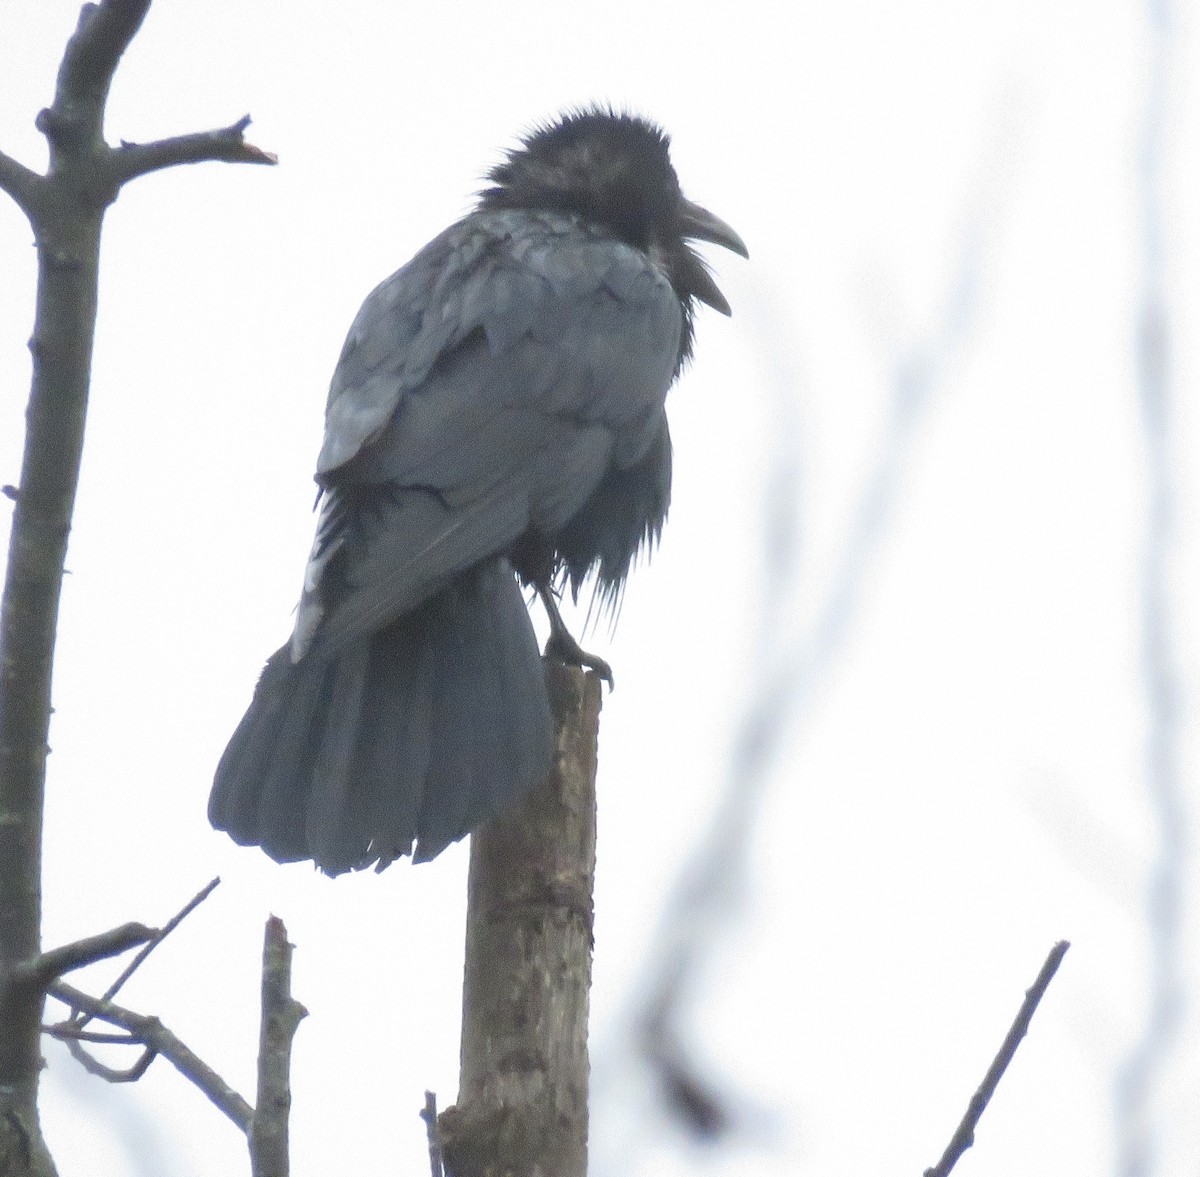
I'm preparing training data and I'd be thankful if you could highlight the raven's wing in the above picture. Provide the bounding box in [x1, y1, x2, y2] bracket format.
[293, 209, 683, 661]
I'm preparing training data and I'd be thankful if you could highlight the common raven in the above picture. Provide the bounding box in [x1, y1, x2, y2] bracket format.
[209, 110, 746, 873]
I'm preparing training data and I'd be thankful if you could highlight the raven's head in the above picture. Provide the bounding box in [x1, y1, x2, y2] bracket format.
[480, 109, 747, 332]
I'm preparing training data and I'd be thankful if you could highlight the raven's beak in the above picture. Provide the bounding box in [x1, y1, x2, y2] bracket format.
[678, 198, 747, 317]
[680, 199, 749, 259]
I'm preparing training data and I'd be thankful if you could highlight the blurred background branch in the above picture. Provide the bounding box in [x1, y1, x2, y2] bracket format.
[593, 113, 1012, 1172]
[1115, 2, 1186, 1175]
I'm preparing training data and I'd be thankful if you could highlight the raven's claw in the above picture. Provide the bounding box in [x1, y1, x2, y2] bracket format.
[537, 586, 615, 688]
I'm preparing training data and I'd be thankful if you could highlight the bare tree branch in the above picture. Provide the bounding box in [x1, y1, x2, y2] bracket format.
[420, 1091, 445, 1177]
[36, 0, 153, 159]
[0, 2, 272, 1167]
[109, 116, 277, 185]
[249, 916, 307, 1177]
[41, 1026, 139, 1046]
[86, 877, 220, 1019]
[0, 151, 43, 216]
[440, 663, 601, 1177]
[46, 981, 253, 1132]
[1116, 4, 1185, 1175]
[61, 1034, 156, 1084]
[19, 922, 155, 988]
[924, 941, 1070, 1177]
[42, 909, 306, 1166]
[598, 236, 991, 1163]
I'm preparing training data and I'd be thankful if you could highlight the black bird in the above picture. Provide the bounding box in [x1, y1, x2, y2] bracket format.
[209, 109, 747, 874]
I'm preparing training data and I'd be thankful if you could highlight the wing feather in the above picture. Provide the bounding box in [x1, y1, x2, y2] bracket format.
[293, 208, 683, 661]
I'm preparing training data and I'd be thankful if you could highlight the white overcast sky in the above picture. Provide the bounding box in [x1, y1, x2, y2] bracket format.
[3, 2, 1200, 1176]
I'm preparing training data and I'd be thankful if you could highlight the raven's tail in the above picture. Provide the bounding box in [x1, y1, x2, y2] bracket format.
[209, 559, 555, 874]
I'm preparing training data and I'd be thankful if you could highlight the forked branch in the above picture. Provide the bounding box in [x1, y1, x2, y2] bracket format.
[48, 981, 254, 1130]
[45, 911, 307, 1177]
[0, 4, 275, 1171]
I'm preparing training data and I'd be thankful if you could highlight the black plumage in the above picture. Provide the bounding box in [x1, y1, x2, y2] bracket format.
[209, 109, 747, 873]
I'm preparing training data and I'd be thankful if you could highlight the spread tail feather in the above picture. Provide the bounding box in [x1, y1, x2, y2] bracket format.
[209, 559, 554, 874]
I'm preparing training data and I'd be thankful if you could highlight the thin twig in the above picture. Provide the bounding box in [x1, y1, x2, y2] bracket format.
[250, 916, 307, 1177]
[61, 1035, 155, 1084]
[92, 876, 221, 1014]
[41, 1025, 135, 1045]
[421, 1091, 445, 1177]
[108, 116, 277, 185]
[924, 940, 1070, 1177]
[47, 980, 253, 1131]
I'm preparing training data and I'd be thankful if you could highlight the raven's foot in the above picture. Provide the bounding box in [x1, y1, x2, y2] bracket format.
[537, 585, 615, 688]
